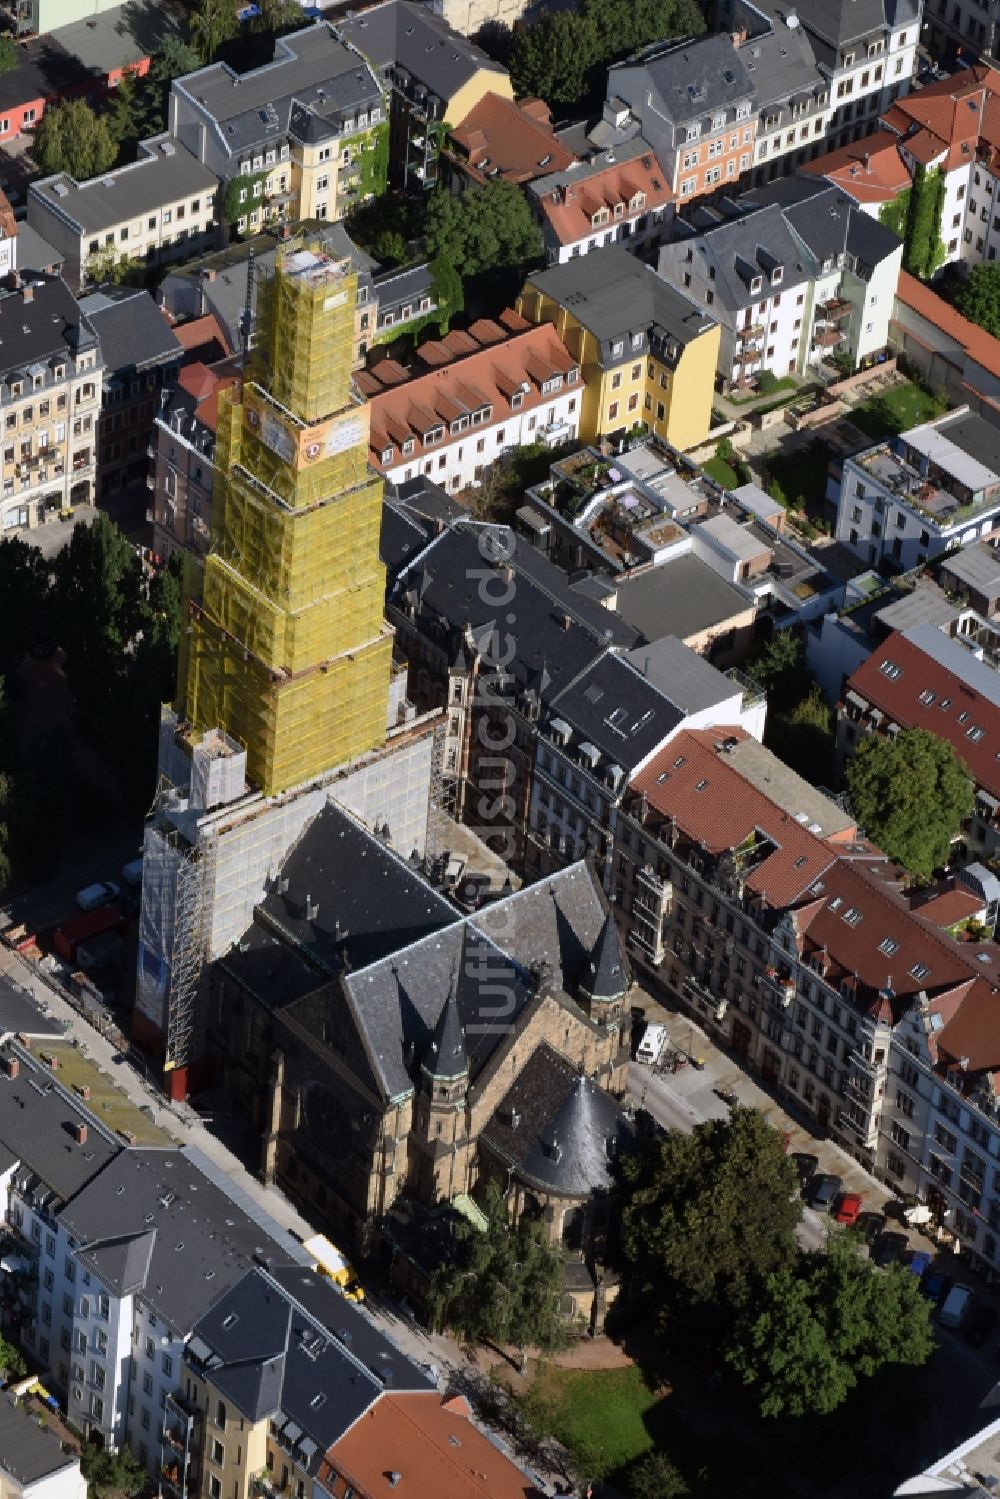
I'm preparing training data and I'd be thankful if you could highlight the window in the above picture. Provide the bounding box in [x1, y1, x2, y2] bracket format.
[890, 1120, 910, 1150]
[211, 1439, 224, 1466]
[143, 1372, 153, 1396]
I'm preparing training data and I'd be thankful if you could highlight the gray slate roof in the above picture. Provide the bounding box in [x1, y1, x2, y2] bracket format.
[80, 287, 181, 377]
[57, 1147, 307, 1335]
[681, 201, 812, 313]
[526, 246, 717, 366]
[0, 273, 99, 381]
[0, 1042, 119, 1207]
[15, 222, 63, 276]
[781, 184, 902, 267]
[481, 1043, 632, 1197]
[0, 1396, 79, 1486]
[739, 19, 823, 113]
[174, 24, 382, 157]
[757, 0, 917, 50]
[624, 633, 742, 714]
[616, 34, 754, 127]
[338, 0, 508, 103]
[0, 973, 64, 1041]
[30, 135, 218, 237]
[580, 911, 629, 1002]
[190, 1265, 431, 1469]
[549, 651, 685, 772]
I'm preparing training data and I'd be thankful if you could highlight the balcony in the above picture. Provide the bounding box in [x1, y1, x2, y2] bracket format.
[738, 322, 765, 342]
[812, 325, 845, 348]
[733, 346, 762, 366]
[818, 297, 852, 320]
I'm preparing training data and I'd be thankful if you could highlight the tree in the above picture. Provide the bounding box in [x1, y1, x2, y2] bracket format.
[84, 244, 143, 288]
[902, 164, 946, 279]
[629, 1451, 688, 1499]
[620, 1107, 801, 1321]
[424, 182, 542, 276]
[429, 253, 464, 333]
[373, 228, 408, 266]
[728, 1232, 934, 1418]
[32, 100, 117, 180]
[253, 0, 309, 35]
[135, 36, 203, 137]
[105, 67, 141, 152]
[955, 263, 1000, 338]
[745, 629, 811, 714]
[427, 1181, 569, 1352]
[0, 537, 50, 681]
[845, 726, 973, 878]
[0, 36, 17, 75]
[0, 1330, 25, 1380]
[767, 683, 835, 784]
[80, 1442, 144, 1499]
[189, 0, 238, 64]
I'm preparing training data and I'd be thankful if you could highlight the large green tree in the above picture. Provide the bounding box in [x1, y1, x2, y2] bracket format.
[135, 36, 203, 137]
[0, 36, 17, 75]
[620, 1107, 801, 1319]
[845, 726, 973, 878]
[510, 0, 705, 113]
[955, 263, 1000, 338]
[745, 629, 811, 713]
[427, 1181, 568, 1352]
[728, 1232, 934, 1418]
[33, 99, 117, 181]
[80, 1442, 144, 1499]
[424, 182, 542, 276]
[189, 0, 238, 64]
[0, 537, 50, 681]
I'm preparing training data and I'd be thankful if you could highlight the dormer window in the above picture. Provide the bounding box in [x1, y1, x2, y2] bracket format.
[614, 202, 624, 219]
[630, 191, 646, 211]
[736, 101, 752, 120]
[592, 207, 609, 227]
[687, 122, 700, 141]
[771, 266, 783, 285]
[380, 445, 393, 463]
[424, 425, 444, 445]
[712, 113, 726, 131]
[402, 438, 414, 455]
[750, 276, 762, 294]
[511, 391, 524, 410]
[567, 365, 579, 382]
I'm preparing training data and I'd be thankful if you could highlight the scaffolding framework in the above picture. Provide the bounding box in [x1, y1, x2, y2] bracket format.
[180, 239, 391, 796]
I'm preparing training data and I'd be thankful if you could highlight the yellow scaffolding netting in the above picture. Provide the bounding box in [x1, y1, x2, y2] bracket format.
[178, 236, 391, 797]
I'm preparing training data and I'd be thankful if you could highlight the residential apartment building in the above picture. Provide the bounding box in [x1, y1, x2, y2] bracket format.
[150, 363, 236, 561]
[79, 287, 180, 501]
[833, 407, 1000, 568]
[659, 186, 901, 389]
[610, 36, 758, 205]
[170, 24, 385, 233]
[0, 1396, 86, 1499]
[517, 246, 720, 451]
[724, 0, 920, 155]
[838, 622, 1000, 860]
[0, 273, 102, 533]
[527, 140, 673, 264]
[614, 721, 1000, 1274]
[338, 0, 513, 194]
[739, 8, 836, 186]
[363, 315, 582, 494]
[28, 135, 218, 293]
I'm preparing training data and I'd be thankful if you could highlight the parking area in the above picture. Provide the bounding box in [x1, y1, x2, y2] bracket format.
[629, 987, 1000, 1385]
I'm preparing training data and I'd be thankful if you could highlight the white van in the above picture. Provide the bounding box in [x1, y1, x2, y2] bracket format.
[637, 1022, 668, 1066]
[939, 1283, 974, 1328]
[75, 881, 120, 913]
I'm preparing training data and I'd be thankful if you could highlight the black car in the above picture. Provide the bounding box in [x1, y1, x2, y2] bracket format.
[809, 1173, 842, 1211]
[793, 1153, 819, 1190]
[855, 1211, 886, 1250]
[873, 1231, 908, 1268]
[965, 1304, 998, 1347]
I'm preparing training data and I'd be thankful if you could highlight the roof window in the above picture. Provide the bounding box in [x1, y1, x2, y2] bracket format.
[878, 937, 899, 956]
[878, 659, 902, 680]
[910, 961, 930, 981]
[843, 907, 862, 926]
[918, 689, 935, 705]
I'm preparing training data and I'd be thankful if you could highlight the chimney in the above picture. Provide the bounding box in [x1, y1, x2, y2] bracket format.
[73, 1122, 88, 1146]
[22, 284, 33, 304]
[863, 152, 871, 172]
[202, 267, 217, 283]
[2, 1056, 19, 1079]
[561, 613, 572, 630]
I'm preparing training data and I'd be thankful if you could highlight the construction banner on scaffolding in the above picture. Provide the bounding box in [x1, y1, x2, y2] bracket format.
[243, 384, 367, 470]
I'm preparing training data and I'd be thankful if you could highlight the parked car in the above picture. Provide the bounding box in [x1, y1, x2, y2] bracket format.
[121, 858, 144, 888]
[809, 1173, 842, 1212]
[793, 1153, 819, 1190]
[834, 1192, 863, 1226]
[965, 1303, 998, 1346]
[873, 1231, 908, 1268]
[906, 1249, 932, 1279]
[855, 1211, 886, 1250]
[939, 1283, 974, 1328]
[75, 881, 120, 913]
[921, 1270, 952, 1304]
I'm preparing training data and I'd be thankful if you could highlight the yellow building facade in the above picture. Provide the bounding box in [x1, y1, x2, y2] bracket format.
[179, 242, 391, 797]
[517, 259, 720, 453]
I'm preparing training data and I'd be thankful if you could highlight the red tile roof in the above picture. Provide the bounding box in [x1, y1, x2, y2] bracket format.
[366, 321, 578, 470]
[845, 630, 1000, 800]
[173, 312, 232, 361]
[448, 93, 577, 186]
[322, 1393, 539, 1498]
[536, 151, 672, 247]
[800, 131, 910, 204]
[630, 728, 858, 908]
[881, 65, 1000, 172]
[912, 887, 984, 927]
[894, 270, 1000, 389]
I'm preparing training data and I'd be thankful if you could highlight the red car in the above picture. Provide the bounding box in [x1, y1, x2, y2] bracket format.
[834, 1192, 863, 1226]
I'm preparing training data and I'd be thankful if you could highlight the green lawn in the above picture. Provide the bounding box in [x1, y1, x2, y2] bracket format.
[529, 1365, 667, 1474]
[702, 455, 741, 489]
[765, 440, 833, 514]
[848, 381, 947, 440]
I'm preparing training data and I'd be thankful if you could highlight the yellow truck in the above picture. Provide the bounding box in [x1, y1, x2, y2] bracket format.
[304, 1233, 365, 1302]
